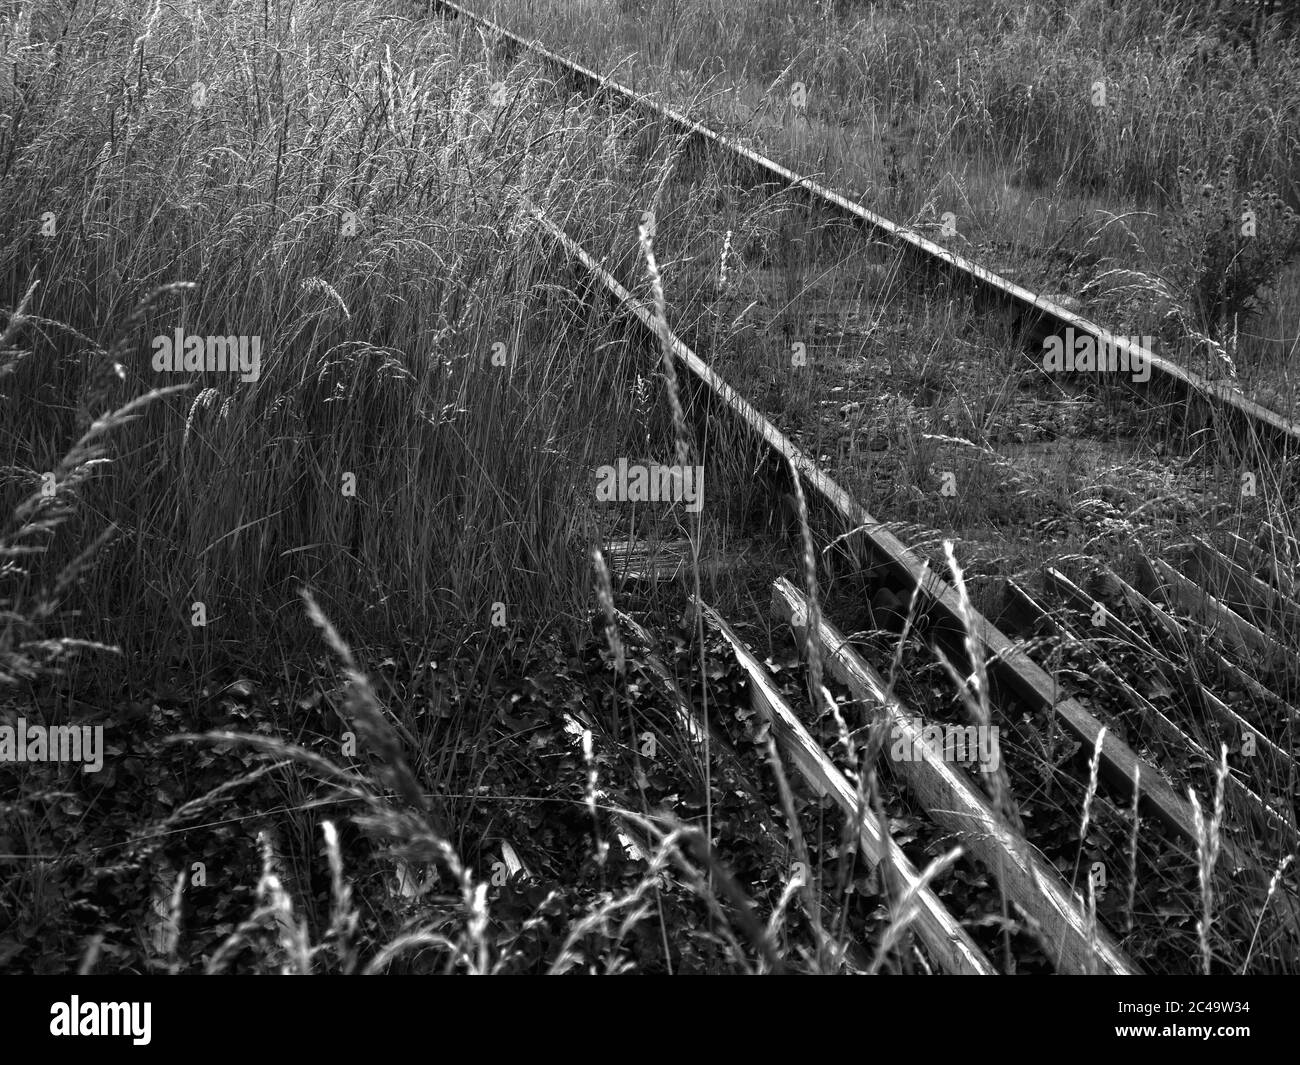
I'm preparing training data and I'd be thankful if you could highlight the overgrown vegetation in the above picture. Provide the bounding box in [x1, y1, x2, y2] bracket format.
[496, 0, 1300, 405]
[2, 0, 1298, 974]
[1163, 157, 1300, 341]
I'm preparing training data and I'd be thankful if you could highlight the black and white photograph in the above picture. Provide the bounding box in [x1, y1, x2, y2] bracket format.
[1, 0, 1298, 1022]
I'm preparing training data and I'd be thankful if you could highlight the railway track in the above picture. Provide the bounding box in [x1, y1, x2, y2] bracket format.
[537, 208, 1300, 971]
[420, 1, 1300, 973]
[425, 0, 1300, 453]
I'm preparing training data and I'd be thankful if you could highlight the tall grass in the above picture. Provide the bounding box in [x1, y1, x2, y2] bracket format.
[492, 0, 1300, 203]
[0, 0, 801, 973]
[0, 0, 691, 664]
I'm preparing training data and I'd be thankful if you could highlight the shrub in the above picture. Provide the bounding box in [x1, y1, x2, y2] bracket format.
[1161, 155, 1300, 340]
